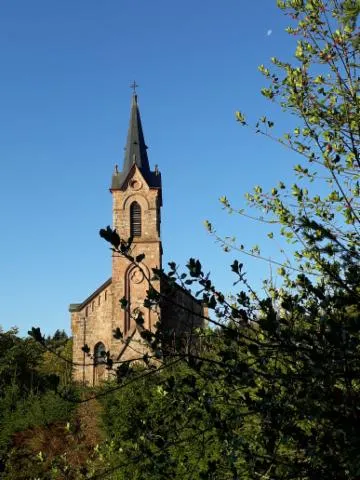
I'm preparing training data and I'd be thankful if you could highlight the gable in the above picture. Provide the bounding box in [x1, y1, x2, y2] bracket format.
[111, 163, 161, 191]
[69, 277, 112, 313]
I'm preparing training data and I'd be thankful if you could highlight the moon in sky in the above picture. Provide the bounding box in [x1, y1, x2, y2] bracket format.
[267, 29, 273, 36]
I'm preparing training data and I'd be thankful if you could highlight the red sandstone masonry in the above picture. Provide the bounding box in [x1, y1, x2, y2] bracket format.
[71, 166, 162, 385]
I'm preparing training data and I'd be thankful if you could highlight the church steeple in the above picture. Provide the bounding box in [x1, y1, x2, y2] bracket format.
[123, 94, 150, 177]
[111, 92, 161, 190]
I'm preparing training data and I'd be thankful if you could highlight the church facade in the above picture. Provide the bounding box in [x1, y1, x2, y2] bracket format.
[69, 94, 204, 385]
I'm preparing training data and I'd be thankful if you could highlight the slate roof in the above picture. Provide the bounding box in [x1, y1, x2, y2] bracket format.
[111, 94, 161, 190]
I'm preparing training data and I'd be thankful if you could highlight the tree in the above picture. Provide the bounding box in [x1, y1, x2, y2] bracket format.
[0, 328, 76, 477]
[94, 1, 360, 479]
[231, 0, 360, 278]
[37, 330, 73, 387]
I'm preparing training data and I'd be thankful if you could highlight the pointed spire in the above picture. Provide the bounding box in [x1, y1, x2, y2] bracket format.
[122, 93, 150, 177]
[111, 89, 162, 191]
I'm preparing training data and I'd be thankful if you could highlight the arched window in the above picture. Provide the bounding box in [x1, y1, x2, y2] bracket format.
[130, 201, 142, 237]
[94, 342, 106, 365]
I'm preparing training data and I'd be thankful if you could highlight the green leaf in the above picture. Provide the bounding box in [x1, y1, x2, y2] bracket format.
[235, 111, 246, 124]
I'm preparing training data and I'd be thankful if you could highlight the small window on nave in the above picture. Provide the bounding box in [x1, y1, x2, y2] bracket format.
[94, 342, 106, 365]
[130, 201, 142, 237]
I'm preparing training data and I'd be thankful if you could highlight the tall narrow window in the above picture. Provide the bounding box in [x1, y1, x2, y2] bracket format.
[130, 201, 142, 237]
[93, 342, 107, 385]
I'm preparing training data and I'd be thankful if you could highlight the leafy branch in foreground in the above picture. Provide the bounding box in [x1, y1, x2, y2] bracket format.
[90, 2, 360, 479]
[230, 0, 360, 286]
[14, 2, 360, 479]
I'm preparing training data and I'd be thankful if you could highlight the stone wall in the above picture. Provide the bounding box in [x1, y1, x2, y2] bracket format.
[71, 280, 113, 385]
[161, 281, 205, 334]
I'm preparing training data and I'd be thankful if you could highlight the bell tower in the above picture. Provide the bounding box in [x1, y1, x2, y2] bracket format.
[110, 93, 162, 340]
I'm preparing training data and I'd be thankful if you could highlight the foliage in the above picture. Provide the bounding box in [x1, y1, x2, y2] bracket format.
[0, 391, 74, 455]
[231, 0, 360, 281]
[98, 361, 246, 480]
[0, 328, 77, 477]
[37, 331, 73, 387]
[2, 400, 104, 480]
[95, 1, 360, 479]
[0, 328, 44, 395]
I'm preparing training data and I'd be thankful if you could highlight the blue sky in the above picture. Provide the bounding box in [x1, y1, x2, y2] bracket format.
[0, 1, 302, 336]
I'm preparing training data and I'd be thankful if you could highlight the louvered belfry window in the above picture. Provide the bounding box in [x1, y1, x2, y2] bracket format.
[130, 201, 142, 237]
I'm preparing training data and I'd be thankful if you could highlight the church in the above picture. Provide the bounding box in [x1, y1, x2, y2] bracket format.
[69, 92, 204, 385]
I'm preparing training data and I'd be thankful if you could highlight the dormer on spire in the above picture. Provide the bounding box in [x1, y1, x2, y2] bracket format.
[111, 92, 161, 190]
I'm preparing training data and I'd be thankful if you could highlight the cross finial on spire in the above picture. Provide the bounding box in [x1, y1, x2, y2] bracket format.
[130, 80, 139, 95]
